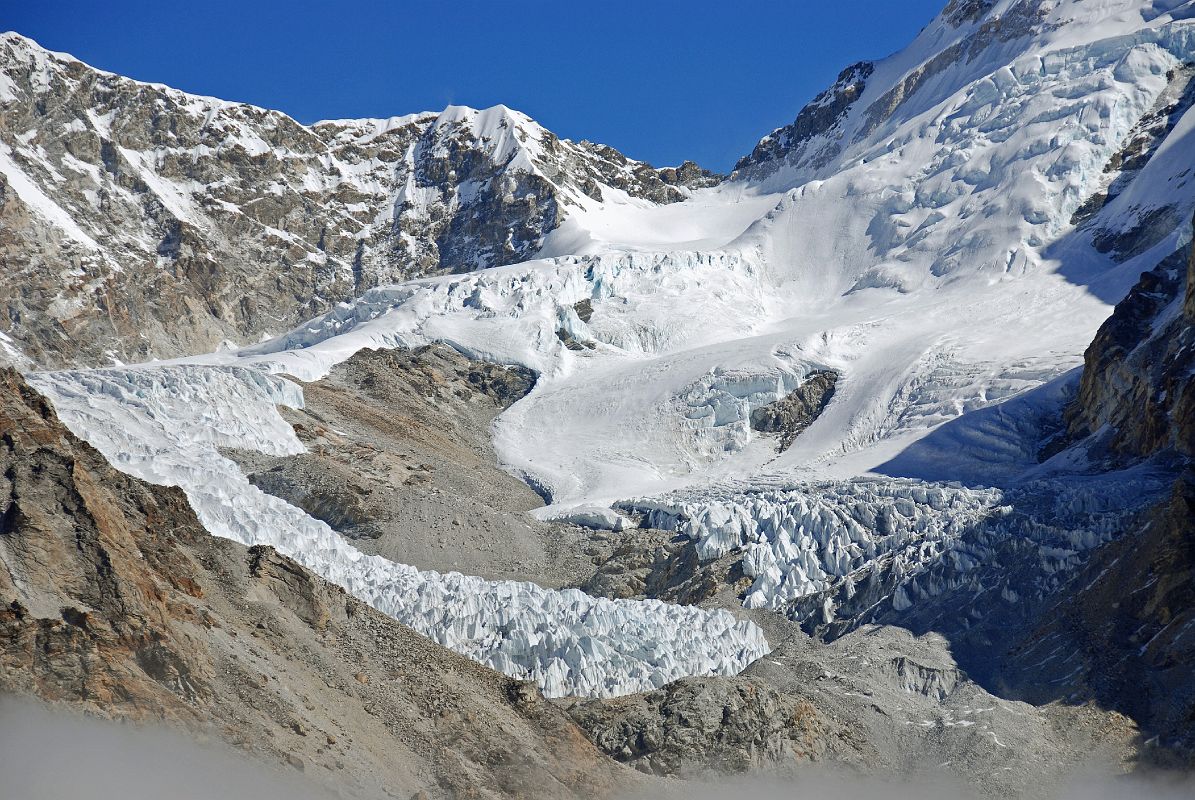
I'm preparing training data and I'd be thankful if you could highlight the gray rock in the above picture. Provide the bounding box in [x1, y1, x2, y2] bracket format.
[564, 676, 827, 777]
[1066, 228, 1195, 462]
[749, 370, 838, 451]
[733, 62, 873, 179]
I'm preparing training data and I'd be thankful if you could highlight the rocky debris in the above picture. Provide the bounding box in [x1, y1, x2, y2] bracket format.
[749, 370, 838, 451]
[234, 345, 597, 584]
[0, 33, 713, 370]
[0, 367, 635, 799]
[740, 624, 1138, 799]
[578, 528, 736, 605]
[337, 343, 537, 410]
[563, 676, 826, 777]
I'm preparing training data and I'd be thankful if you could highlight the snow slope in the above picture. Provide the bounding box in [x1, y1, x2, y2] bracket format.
[27, 0, 1195, 693]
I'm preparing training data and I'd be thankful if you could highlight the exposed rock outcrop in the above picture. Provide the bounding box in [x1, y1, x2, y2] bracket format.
[564, 676, 826, 777]
[1065, 233, 1195, 462]
[733, 62, 873, 178]
[578, 528, 734, 605]
[749, 370, 838, 451]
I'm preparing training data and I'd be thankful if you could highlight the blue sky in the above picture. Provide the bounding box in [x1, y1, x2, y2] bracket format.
[5, 0, 946, 171]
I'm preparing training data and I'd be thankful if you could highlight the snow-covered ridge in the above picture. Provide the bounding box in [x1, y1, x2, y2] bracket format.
[30, 365, 769, 698]
[738, 1, 1195, 187]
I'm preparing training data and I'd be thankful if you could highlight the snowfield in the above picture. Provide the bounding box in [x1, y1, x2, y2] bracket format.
[29, 0, 1195, 695]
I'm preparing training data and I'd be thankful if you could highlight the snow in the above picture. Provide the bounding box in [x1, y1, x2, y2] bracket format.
[0, 143, 100, 249]
[117, 147, 207, 229]
[18, 1, 1195, 693]
[538, 182, 784, 255]
[0, 330, 30, 369]
[543, 505, 635, 532]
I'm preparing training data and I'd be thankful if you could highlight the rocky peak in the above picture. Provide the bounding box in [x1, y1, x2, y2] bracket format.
[0, 33, 711, 369]
[732, 61, 873, 179]
[942, 0, 996, 27]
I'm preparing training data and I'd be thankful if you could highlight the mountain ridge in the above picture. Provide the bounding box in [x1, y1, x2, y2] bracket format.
[0, 31, 717, 369]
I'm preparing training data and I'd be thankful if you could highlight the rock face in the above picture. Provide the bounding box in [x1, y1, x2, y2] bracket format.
[564, 676, 826, 777]
[0, 367, 635, 799]
[0, 368, 213, 715]
[1004, 215, 1195, 759]
[749, 370, 838, 451]
[732, 62, 873, 179]
[1065, 236, 1195, 462]
[0, 32, 715, 369]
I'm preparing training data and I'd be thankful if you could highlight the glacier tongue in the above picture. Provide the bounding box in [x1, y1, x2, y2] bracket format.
[617, 469, 1166, 624]
[30, 365, 769, 699]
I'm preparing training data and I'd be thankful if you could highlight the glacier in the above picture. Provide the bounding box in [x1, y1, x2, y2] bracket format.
[25, 0, 1195, 696]
[30, 365, 768, 699]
